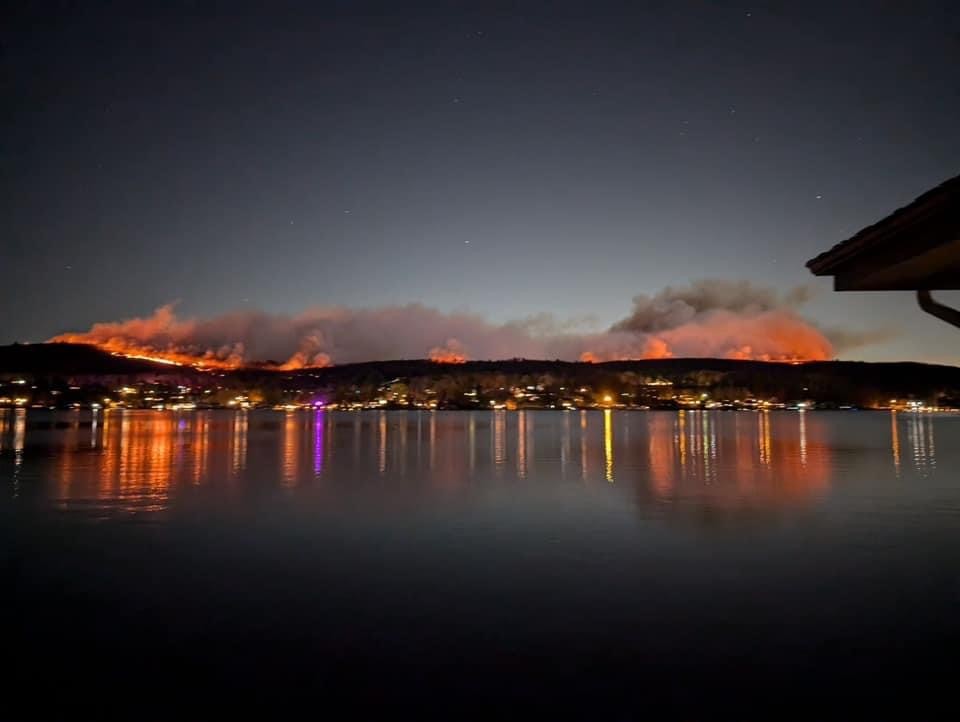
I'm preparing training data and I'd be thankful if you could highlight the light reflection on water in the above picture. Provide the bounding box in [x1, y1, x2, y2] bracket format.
[0, 408, 954, 521]
[4, 406, 960, 719]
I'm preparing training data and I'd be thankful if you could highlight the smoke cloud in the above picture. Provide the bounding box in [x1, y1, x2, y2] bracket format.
[50, 279, 872, 368]
[610, 280, 812, 334]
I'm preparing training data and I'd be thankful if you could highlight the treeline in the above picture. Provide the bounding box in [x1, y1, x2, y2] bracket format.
[3, 344, 960, 409]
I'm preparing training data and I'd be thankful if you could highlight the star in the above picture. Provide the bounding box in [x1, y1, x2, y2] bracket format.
[464, 240, 470, 244]
[815, 194, 822, 200]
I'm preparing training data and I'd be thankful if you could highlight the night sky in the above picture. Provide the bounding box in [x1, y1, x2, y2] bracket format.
[4, 1, 959, 362]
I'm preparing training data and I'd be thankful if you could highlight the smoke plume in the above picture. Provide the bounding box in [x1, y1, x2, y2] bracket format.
[50, 279, 869, 367]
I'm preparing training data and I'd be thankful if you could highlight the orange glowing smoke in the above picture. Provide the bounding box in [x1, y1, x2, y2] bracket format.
[48, 304, 332, 370]
[50, 305, 246, 369]
[428, 339, 468, 363]
[578, 311, 833, 363]
[48, 279, 867, 367]
[578, 281, 838, 362]
[580, 335, 682, 362]
[274, 350, 333, 371]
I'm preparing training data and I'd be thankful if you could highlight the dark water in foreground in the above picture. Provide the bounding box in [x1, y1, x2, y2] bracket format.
[2, 408, 959, 719]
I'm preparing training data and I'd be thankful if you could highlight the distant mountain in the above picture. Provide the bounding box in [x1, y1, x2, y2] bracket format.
[292, 356, 960, 388]
[0, 342, 167, 375]
[286, 357, 960, 407]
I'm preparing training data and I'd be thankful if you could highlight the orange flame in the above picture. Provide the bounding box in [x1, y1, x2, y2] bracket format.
[50, 336, 331, 371]
[428, 338, 468, 364]
[48, 335, 243, 370]
[429, 351, 468, 364]
[273, 351, 333, 371]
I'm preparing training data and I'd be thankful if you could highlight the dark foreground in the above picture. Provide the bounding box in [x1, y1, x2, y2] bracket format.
[3, 409, 959, 719]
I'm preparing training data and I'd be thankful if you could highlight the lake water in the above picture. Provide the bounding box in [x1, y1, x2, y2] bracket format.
[3, 408, 959, 719]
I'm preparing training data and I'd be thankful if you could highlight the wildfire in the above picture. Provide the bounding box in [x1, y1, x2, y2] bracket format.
[428, 339, 468, 364]
[114, 352, 185, 367]
[48, 281, 852, 369]
[273, 351, 333, 371]
[578, 337, 829, 364]
[57, 338, 329, 371]
[429, 351, 468, 364]
[70, 337, 245, 370]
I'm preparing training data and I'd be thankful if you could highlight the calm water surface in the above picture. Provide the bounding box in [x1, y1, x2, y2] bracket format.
[3, 408, 959, 718]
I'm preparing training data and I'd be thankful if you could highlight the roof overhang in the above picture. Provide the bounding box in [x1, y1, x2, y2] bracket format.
[807, 174, 960, 291]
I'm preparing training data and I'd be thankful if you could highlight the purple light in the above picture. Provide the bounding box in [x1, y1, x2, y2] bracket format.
[313, 410, 325, 477]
